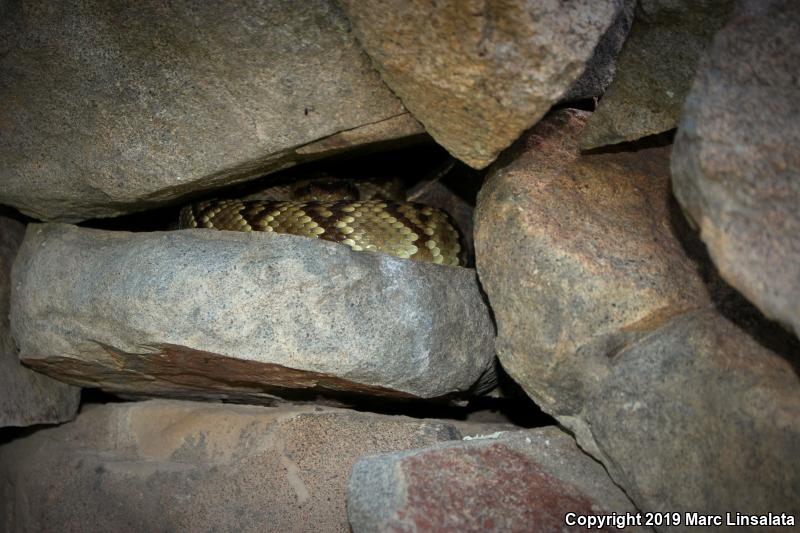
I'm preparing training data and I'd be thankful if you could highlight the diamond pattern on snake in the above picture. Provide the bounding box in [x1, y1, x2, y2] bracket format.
[179, 178, 465, 266]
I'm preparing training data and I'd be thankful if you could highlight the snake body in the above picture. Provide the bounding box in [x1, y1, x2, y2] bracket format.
[179, 179, 464, 266]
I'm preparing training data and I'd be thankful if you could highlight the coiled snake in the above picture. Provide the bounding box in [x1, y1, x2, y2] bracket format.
[179, 178, 465, 266]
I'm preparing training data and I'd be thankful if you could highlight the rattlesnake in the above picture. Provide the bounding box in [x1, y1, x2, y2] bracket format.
[179, 178, 465, 266]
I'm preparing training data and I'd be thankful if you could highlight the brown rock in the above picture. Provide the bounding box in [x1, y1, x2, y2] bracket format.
[671, 0, 800, 337]
[0, 216, 79, 428]
[337, 0, 623, 168]
[348, 427, 648, 533]
[0, 399, 466, 532]
[580, 0, 734, 150]
[475, 109, 800, 530]
[0, 0, 422, 222]
[475, 109, 710, 416]
[11, 224, 496, 403]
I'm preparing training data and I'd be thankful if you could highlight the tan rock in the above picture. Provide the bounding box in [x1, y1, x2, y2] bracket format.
[476, 109, 710, 415]
[0, 399, 466, 532]
[671, 0, 800, 337]
[0, 0, 422, 222]
[475, 109, 800, 529]
[338, 0, 622, 168]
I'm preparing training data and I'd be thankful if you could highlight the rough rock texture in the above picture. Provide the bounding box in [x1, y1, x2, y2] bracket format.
[563, 0, 636, 102]
[475, 110, 800, 530]
[0, 0, 423, 222]
[672, 0, 800, 337]
[348, 426, 649, 533]
[0, 399, 468, 532]
[0, 216, 79, 428]
[583, 309, 800, 531]
[11, 224, 496, 403]
[580, 0, 734, 150]
[476, 109, 710, 416]
[337, 0, 622, 169]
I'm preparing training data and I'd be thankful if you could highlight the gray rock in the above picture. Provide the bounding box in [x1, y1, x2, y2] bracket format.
[0, 216, 79, 428]
[0, 399, 466, 532]
[563, 0, 636, 101]
[580, 0, 734, 150]
[671, 0, 800, 337]
[348, 426, 649, 533]
[11, 224, 496, 402]
[337, 0, 623, 169]
[584, 310, 800, 531]
[0, 0, 422, 222]
[475, 110, 800, 530]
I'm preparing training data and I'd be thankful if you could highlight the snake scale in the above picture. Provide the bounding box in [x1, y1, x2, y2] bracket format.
[179, 178, 465, 266]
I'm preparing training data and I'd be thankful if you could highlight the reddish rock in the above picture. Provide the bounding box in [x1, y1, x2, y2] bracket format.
[348, 427, 647, 532]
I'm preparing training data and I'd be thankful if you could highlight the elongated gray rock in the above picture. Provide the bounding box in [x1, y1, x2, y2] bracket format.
[348, 427, 648, 533]
[0, 216, 79, 428]
[11, 224, 496, 403]
[671, 0, 800, 337]
[0, 0, 422, 222]
[0, 399, 467, 533]
[337, 0, 622, 168]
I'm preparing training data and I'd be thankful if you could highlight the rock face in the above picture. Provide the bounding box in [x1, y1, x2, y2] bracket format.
[11, 224, 496, 403]
[0, 399, 466, 532]
[476, 109, 710, 417]
[0, 0, 423, 222]
[671, 0, 800, 337]
[475, 110, 800, 530]
[337, 0, 622, 169]
[348, 426, 648, 533]
[0, 216, 79, 428]
[579, 0, 734, 150]
[584, 309, 800, 529]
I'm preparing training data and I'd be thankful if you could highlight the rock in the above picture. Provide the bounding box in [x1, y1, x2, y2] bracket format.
[11, 224, 496, 403]
[475, 109, 710, 416]
[585, 309, 800, 530]
[475, 110, 800, 529]
[0, 216, 79, 428]
[0, 0, 423, 222]
[563, 0, 636, 102]
[337, 0, 623, 169]
[0, 399, 466, 532]
[671, 0, 800, 337]
[348, 426, 648, 533]
[579, 0, 734, 150]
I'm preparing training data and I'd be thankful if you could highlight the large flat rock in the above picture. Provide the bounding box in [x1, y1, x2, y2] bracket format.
[0, 0, 422, 222]
[0, 216, 79, 428]
[11, 224, 496, 403]
[475, 110, 800, 529]
[579, 0, 734, 150]
[348, 427, 648, 533]
[337, 0, 622, 169]
[0, 399, 466, 532]
[671, 0, 800, 337]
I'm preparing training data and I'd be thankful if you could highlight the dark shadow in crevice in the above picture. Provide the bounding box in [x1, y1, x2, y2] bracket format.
[667, 191, 800, 376]
[580, 129, 676, 156]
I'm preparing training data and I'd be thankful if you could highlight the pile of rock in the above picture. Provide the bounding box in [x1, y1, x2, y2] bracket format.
[1, 0, 798, 531]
